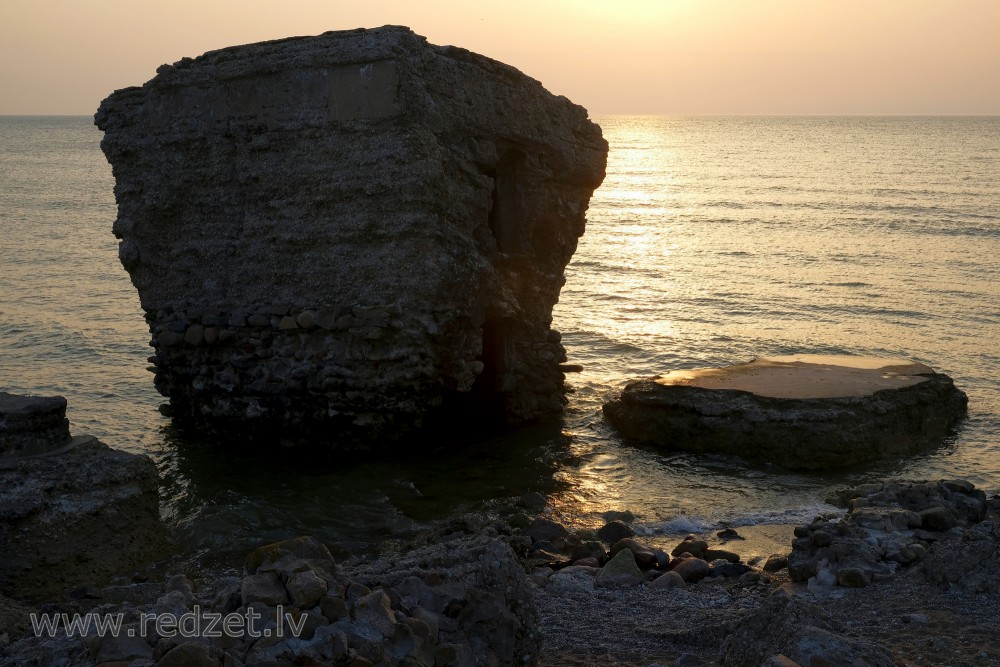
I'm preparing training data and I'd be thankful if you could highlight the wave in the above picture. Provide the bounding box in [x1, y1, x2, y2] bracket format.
[637, 502, 840, 536]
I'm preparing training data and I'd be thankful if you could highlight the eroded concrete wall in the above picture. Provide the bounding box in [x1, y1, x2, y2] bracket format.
[96, 26, 607, 443]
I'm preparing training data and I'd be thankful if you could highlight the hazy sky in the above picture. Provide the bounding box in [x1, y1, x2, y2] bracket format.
[2, 0, 998, 115]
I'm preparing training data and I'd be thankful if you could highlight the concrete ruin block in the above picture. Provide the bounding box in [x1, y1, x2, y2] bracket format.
[95, 26, 607, 443]
[0, 392, 71, 458]
[0, 395, 165, 600]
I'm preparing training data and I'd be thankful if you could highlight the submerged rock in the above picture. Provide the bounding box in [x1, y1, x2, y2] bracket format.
[95, 26, 607, 444]
[603, 354, 967, 469]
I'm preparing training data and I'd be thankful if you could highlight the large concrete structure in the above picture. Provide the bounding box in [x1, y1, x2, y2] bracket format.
[603, 355, 968, 470]
[96, 26, 607, 442]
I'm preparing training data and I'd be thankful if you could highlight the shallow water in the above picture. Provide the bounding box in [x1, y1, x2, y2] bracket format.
[1, 115, 998, 564]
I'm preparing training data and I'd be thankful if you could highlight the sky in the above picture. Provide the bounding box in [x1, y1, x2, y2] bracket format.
[1, 0, 999, 116]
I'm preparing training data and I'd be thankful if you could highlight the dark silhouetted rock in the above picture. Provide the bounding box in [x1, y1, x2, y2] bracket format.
[719, 590, 899, 667]
[95, 26, 607, 445]
[345, 530, 540, 666]
[671, 557, 710, 583]
[596, 519, 635, 545]
[527, 518, 568, 545]
[603, 355, 967, 470]
[595, 549, 644, 587]
[0, 432, 164, 600]
[787, 480, 987, 589]
[0, 392, 70, 458]
[921, 497, 1000, 595]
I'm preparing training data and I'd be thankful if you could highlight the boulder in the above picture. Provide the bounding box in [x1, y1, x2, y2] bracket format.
[719, 590, 899, 667]
[595, 548, 645, 588]
[527, 518, 568, 545]
[344, 530, 540, 666]
[156, 642, 219, 667]
[671, 557, 711, 583]
[246, 535, 337, 578]
[569, 540, 607, 563]
[286, 569, 328, 608]
[596, 519, 635, 545]
[0, 392, 71, 458]
[787, 480, 988, 589]
[0, 429, 164, 600]
[603, 354, 967, 469]
[921, 498, 1000, 594]
[95, 26, 607, 444]
[670, 536, 708, 559]
[609, 538, 657, 568]
[648, 570, 685, 590]
[241, 572, 289, 606]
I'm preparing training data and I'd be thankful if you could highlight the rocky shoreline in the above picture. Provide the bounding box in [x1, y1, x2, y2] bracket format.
[4, 391, 998, 665]
[3, 473, 1000, 666]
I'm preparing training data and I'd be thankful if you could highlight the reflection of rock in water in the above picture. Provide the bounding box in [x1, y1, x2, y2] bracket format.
[603, 355, 968, 470]
[95, 26, 607, 444]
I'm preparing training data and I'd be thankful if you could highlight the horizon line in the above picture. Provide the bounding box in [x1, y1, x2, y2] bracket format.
[3, 112, 1000, 118]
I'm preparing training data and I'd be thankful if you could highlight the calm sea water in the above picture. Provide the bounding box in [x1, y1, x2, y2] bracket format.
[1, 115, 999, 563]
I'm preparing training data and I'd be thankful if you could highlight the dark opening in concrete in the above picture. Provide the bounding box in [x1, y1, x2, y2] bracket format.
[488, 149, 527, 253]
[469, 318, 509, 422]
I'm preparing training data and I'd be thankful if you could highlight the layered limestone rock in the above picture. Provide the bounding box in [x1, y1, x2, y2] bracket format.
[603, 355, 968, 470]
[95, 26, 607, 441]
[0, 394, 164, 600]
[0, 392, 71, 459]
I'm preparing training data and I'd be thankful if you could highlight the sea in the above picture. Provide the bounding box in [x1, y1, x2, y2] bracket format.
[1, 115, 999, 566]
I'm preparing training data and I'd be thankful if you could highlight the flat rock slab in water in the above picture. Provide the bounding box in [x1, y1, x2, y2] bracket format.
[602, 355, 968, 470]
